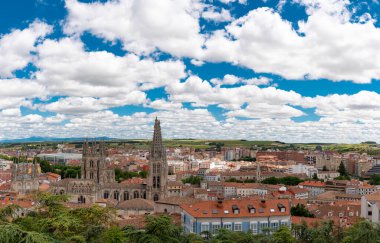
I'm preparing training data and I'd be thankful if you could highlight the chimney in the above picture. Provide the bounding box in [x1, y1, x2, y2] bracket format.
[260, 199, 266, 207]
[217, 196, 224, 208]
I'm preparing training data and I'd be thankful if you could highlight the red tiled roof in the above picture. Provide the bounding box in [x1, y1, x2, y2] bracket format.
[181, 198, 290, 218]
[299, 181, 326, 187]
[291, 216, 323, 227]
[0, 195, 34, 209]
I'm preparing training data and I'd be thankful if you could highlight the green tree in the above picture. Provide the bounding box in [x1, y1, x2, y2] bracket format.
[369, 174, 380, 185]
[100, 226, 126, 243]
[342, 220, 380, 243]
[291, 204, 314, 218]
[125, 215, 182, 243]
[273, 226, 297, 243]
[261, 177, 279, 185]
[338, 161, 348, 177]
[182, 176, 202, 185]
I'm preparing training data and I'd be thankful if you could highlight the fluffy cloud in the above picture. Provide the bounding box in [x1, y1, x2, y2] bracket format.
[303, 90, 380, 122]
[210, 74, 271, 86]
[146, 99, 183, 111]
[40, 92, 147, 115]
[203, 6, 380, 83]
[64, 0, 204, 57]
[202, 7, 233, 22]
[0, 21, 51, 78]
[167, 75, 302, 113]
[35, 38, 186, 97]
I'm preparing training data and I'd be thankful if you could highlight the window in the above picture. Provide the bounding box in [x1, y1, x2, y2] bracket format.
[368, 211, 372, 216]
[250, 222, 258, 234]
[123, 191, 129, 200]
[280, 221, 288, 227]
[223, 223, 232, 230]
[260, 222, 268, 233]
[201, 223, 210, 232]
[90, 172, 93, 179]
[153, 164, 157, 173]
[157, 176, 160, 188]
[153, 194, 159, 201]
[133, 191, 139, 198]
[270, 221, 279, 231]
[153, 176, 156, 188]
[211, 223, 220, 233]
[90, 160, 94, 168]
[234, 223, 242, 231]
[349, 212, 354, 217]
[104, 191, 109, 199]
[78, 195, 85, 204]
[114, 191, 119, 200]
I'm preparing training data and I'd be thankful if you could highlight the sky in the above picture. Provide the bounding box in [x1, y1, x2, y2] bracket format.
[1, 0, 380, 143]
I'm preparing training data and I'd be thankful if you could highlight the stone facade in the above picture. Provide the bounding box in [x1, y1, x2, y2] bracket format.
[11, 162, 41, 194]
[50, 118, 168, 204]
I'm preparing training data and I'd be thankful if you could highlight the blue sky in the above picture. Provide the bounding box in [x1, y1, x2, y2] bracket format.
[1, 0, 380, 143]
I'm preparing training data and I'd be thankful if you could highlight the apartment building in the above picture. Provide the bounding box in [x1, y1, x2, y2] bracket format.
[181, 198, 291, 235]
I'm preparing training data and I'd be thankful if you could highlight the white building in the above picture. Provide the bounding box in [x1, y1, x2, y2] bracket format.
[361, 192, 380, 223]
[181, 198, 291, 235]
[287, 164, 318, 178]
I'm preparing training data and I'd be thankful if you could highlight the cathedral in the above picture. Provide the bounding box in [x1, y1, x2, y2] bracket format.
[11, 162, 41, 194]
[50, 118, 168, 204]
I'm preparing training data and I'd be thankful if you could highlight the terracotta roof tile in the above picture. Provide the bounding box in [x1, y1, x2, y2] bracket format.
[181, 198, 290, 218]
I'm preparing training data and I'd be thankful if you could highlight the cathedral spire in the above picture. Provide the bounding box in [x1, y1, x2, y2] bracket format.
[151, 117, 164, 159]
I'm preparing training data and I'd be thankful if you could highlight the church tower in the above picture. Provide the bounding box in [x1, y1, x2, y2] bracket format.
[81, 140, 115, 184]
[147, 118, 168, 201]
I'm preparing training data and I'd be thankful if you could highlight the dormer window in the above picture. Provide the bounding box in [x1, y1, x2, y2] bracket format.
[277, 203, 286, 212]
[232, 204, 240, 214]
[248, 204, 256, 213]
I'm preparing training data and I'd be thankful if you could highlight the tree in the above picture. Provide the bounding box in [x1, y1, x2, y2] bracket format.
[100, 226, 126, 243]
[125, 215, 182, 243]
[342, 220, 380, 243]
[338, 161, 348, 177]
[291, 204, 314, 218]
[312, 173, 318, 180]
[182, 176, 201, 185]
[369, 174, 380, 185]
[272, 226, 297, 243]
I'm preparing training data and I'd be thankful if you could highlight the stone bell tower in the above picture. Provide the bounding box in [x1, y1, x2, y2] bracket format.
[81, 140, 115, 184]
[147, 118, 168, 201]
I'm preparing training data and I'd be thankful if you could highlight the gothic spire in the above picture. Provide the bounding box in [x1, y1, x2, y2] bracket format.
[151, 118, 165, 160]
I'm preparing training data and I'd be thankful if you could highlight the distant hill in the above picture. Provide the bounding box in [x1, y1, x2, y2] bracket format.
[0, 136, 115, 143]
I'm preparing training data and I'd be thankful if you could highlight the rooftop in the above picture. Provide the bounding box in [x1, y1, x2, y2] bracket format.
[181, 198, 290, 218]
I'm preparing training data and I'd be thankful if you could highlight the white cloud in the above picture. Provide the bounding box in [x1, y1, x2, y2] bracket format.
[203, 6, 380, 83]
[219, 0, 247, 4]
[167, 75, 303, 114]
[35, 38, 186, 97]
[210, 74, 271, 86]
[0, 21, 52, 78]
[40, 91, 147, 115]
[64, 0, 204, 57]
[303, 90, 380, 122]
[202, 7, 233, 22]
[146, 99, 183, 111]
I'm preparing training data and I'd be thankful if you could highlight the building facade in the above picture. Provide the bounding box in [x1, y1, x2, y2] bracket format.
[181, 198, 291, 235]
[11, 162, 41, 194]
